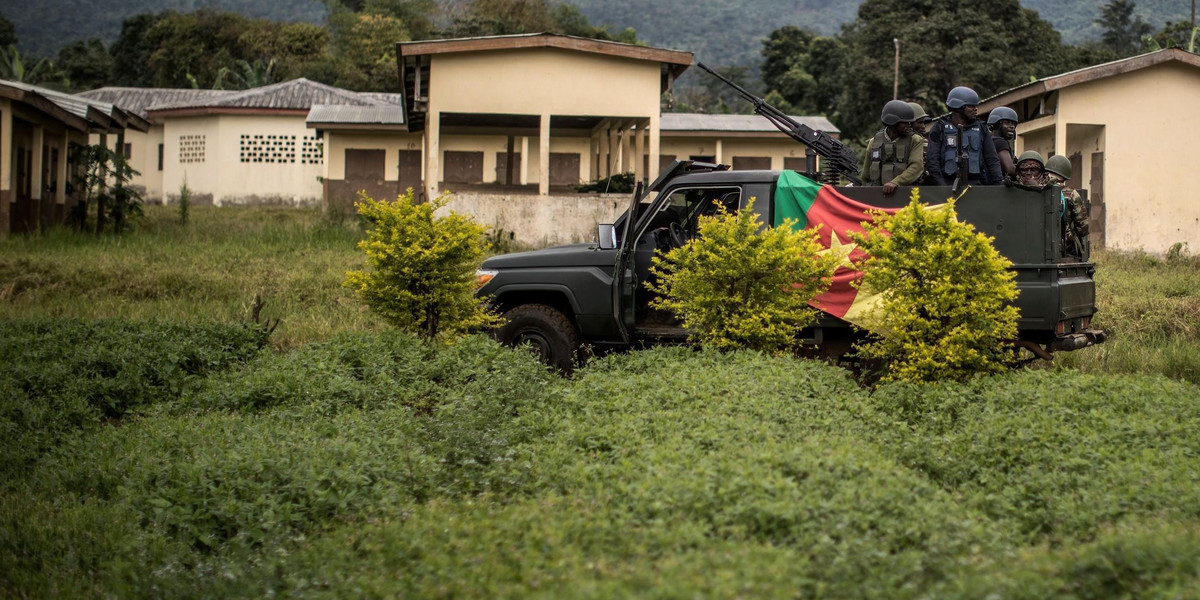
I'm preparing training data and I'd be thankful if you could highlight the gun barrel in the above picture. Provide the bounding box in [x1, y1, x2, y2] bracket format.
[695, 62, 860, 184]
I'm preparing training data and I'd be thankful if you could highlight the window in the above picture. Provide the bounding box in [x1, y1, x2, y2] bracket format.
[122, 143, 132, 159]
[731, 156, 770, 170]
[179, 135, 205, 163]
[157, 144, 164, 171]
[649, 186, 742, 239]
[239, 134, 296, 163]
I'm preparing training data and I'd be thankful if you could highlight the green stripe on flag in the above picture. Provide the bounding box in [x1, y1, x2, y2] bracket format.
[773, 170, 824, 230]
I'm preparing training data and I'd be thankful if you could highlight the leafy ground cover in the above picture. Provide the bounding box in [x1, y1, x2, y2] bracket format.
[2, 207, 1199, 596]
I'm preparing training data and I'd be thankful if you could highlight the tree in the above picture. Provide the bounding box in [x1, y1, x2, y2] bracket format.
[0, 45, 57, 85]
[1143, 21, 1200, 53]
[110, 13, 166, 87]
[647, 199, 837, 354]
[55, 38, 113, 91]
[762, 0, 1080, 143]
[851, 191, 1019, 383]
[345, 190, 499, 339]
[0, 13, 16, 48]
[1096, 0, 1153, 57]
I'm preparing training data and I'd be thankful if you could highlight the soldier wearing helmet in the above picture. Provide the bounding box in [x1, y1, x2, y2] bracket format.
[907, 102, 932, 138]
[859, 100, 927, 195]
[924, 86, 1003, 186]
[1015, 150, 1046, 187]
[987, 106, 1019, 178]
[1045, 154, 1090, 259]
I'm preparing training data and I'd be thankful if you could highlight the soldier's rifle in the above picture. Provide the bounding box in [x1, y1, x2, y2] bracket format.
[696, 61, 862, 185]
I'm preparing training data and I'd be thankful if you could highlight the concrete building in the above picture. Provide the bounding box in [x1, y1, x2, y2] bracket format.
[1, 79, 148, 235]
[80, 80, 402, 206]
[980, 48, 1200, 253]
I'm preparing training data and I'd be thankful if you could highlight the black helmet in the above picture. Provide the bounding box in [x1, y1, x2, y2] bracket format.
[881, 100, 916, 125]
[987, 106, 1018, 126]
[1016, 150, 1045, 168]
[946, 86, 980, 109]
[1045, 155, 1072, 179]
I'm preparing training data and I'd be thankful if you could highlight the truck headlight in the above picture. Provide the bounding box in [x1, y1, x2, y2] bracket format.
[475, 269, 499, 289]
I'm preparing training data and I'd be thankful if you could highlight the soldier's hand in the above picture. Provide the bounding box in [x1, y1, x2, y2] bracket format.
[882, 182, 898, 195]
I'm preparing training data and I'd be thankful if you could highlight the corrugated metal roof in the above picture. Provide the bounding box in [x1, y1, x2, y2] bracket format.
[149, 78, 400, 112]
[4, 78, 148, 131]
[307, 104, 406, 127]
[78, 88, 235, 119]
[661, 113, 839, 134]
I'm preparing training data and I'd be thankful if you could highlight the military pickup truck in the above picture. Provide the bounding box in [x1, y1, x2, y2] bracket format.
[475, 160, 1107, 371]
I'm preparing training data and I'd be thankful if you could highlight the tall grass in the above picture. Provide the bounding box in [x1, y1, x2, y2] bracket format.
[0, 205, 378, 349]
[1052, 248, 1200, 382]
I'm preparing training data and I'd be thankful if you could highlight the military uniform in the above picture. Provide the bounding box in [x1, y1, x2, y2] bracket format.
[925, 117, 1003, 185]
[1060, 186, 1090, 259]
[859, 129, 926, 187]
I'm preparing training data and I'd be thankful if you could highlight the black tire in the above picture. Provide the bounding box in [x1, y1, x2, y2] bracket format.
[495, 304, 580, 372]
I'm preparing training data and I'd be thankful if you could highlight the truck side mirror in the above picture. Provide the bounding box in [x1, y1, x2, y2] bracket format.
[597, 224, 617, 250]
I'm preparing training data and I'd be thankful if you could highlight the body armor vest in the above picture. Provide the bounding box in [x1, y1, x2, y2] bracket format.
[867, 131, 912, 184]
[938, 120, 984, 176]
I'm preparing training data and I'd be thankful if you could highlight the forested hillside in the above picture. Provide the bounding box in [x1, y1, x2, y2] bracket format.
[4, 0, 329, 57]
[4, 0, 1192, 59]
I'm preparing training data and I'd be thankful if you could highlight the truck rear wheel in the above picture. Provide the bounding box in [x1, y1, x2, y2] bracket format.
[496, 304, 580, 373]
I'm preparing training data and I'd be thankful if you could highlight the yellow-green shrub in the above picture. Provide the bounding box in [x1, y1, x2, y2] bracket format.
[345, 189, 498, 339]
[853, 190, 1019, 382]
[647, 198, 837, 353]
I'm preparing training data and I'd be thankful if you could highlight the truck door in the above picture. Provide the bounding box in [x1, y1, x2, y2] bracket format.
[612, 181, 644, 343]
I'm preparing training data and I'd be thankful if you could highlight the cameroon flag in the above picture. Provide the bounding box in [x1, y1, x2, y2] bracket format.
[773, 171, 906, 329]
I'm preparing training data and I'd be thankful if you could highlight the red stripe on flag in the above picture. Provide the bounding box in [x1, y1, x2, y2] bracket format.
[806, 186, 901, 318]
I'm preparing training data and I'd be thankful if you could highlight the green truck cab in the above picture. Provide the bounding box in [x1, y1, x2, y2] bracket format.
[476, 160, 1107, 371]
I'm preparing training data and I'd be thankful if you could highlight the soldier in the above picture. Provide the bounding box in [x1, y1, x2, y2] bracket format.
[908, 102, 932, 138]
[1015, 151, 1046, 187]
[987, 106, 1019, 179]
[859, 100, 926, 195]
[924, 86, 1003, 186]
[1046, 154, 1090, 259]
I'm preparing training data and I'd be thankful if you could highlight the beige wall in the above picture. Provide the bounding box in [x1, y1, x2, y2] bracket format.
[660, 136, 810, 170]
[435, 191, 627, 247]
[425, 48, 661, 197]
[91, 126, 165, 203]
[325, 130, 423, 181]
[162, 113, 323, 206]
[1017, 62, 1200, 254]
[429, 48, 661, 117]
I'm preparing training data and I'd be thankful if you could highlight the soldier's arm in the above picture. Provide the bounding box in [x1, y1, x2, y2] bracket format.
[982, 133, 1003, 184]
[859, 144, 871, 183]
[892, 136, 927, 185]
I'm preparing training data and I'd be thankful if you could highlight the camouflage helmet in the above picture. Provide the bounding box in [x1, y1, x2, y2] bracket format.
[907, 102, 929, 121]
[946, 86, 980, 109]
[1016, 150, 1045, 168]
[1045, 154, 1072, 179]
[987, 106, 1018, 126]
[881, 100, 916, 125]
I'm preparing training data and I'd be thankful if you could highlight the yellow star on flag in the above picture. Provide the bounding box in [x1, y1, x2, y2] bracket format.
[818, 231, 858, 271]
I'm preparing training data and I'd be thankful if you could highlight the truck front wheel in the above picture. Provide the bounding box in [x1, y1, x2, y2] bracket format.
[495, 304, 580, 372]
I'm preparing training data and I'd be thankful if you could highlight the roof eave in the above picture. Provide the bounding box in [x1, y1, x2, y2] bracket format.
[399, 33, 694, 67]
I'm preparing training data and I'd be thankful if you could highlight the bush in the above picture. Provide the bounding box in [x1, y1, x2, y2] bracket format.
[852, 190, 1019, 382]
[345, 189, 498, 339]
[648, 198, 836, 353]
[0, 318, 269, 480]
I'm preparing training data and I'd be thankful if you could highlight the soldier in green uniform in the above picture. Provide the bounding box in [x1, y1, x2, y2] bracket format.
[859, 100, 926, 195]
[908, 102, 932, 138]
[1015, 150, 1046, 188]
[1046, 154, 1090, 259]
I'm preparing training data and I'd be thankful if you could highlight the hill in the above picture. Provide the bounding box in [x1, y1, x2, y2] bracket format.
[4, 0, 1192, 65]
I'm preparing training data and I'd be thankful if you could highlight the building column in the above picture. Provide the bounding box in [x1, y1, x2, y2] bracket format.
[597, 121, 610, 179]
[1053, 117, 1067, 158]
[648, 113, 660, 181]
[519, 136, 529, 185]
[715, 139, 724, 165]
[607, 124, 620, 179]
[1, 102, 11, 236]
[634, 120, 645, 184]
[425, 111, 440, 201]
[30, 125, 43, 231]
[586, 133, 597, 182]
[621, 122, 634, 174]
[539, 113, 551, 195]
[56, 131, 68, 205]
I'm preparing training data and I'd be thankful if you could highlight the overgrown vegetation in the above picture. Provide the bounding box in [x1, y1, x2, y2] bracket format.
[852, 191, 1019, 382]
[648, 199, 836, 353]
[69, 142, 143, 234]
[2, 204, 1198, 596]
[345, 190, 498, 339]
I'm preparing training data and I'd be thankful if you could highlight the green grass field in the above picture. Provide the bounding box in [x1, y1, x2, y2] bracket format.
[3, 206, 1199, 597]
